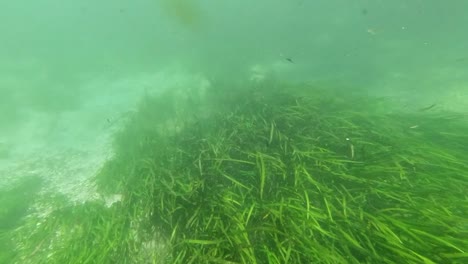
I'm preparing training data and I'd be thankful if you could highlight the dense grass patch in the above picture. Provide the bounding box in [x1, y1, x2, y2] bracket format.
[8, 82, 468, 263]
[0, 176, 43, 262]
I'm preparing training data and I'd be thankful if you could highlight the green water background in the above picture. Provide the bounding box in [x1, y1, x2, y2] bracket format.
[1, 0, 467, 125]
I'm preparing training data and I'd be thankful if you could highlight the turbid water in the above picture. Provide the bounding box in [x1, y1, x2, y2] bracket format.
[1, 1, 467, 263]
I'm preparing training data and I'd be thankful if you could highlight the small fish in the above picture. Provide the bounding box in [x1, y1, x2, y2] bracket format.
[286, 58, 294, 63]
[419, 104, 436, 111]
[367, 28, 377, 35]
[455, 57, 468, 62]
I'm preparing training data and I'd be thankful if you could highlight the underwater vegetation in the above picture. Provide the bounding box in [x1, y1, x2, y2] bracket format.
[0, 176, 43, 262]
[4, 81, 468, 263]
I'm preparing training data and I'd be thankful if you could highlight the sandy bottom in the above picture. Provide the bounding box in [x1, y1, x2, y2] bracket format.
[0, 69, 211, 206]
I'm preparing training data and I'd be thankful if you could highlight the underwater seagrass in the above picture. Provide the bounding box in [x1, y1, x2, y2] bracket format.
[7, 82, 468, 264]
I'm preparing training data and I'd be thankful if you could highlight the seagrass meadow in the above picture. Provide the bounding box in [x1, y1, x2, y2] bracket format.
[3, 82, 468, 263]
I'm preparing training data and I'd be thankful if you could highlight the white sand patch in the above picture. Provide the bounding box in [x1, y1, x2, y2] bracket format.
[0, 69, 212, 205]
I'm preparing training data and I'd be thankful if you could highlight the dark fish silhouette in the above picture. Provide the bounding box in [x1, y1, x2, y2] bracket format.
[419, 104, 436, 111]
